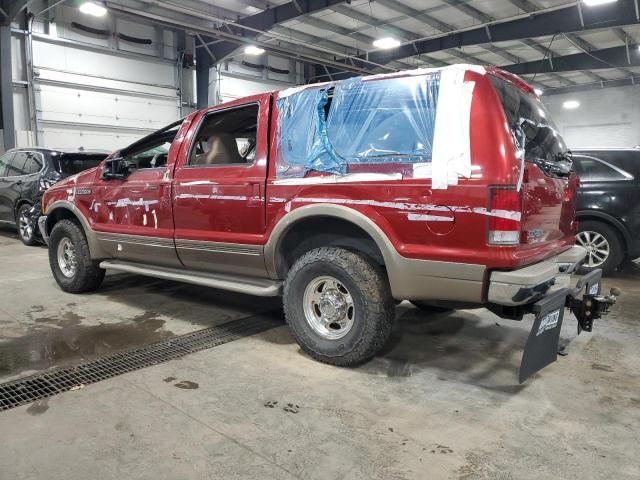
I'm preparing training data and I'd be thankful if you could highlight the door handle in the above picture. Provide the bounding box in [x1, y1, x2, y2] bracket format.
[15, 180, 23, 186]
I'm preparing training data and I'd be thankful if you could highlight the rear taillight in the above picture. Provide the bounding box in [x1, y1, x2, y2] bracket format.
[488, 187, 521, 245]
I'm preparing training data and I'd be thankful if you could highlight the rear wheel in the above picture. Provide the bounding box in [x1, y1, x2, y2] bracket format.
[283, 247, 395, 366]
[49, 219, 105, 293]
[576, 220, 624, 275]
[17, 204, 38, 246]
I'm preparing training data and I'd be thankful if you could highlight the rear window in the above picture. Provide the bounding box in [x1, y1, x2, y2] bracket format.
[57, 154, 105, 175]
[490, 76, 568, 164]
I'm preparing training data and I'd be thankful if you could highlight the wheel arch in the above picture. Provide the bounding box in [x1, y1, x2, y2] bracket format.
[45, 200, 106, 259]
[576, 210, 629, 249]
[13, 198, 33, 221]
[265, 204, 396, 280]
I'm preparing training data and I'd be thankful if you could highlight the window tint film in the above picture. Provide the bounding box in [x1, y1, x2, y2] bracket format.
[6, 151, 29, 176]
[189, 104, 259, 167]
[491, 76, 567, 164]
[23, 152, 44, 175]
[0, 152, 14, 177]
[573, 155, 632, 181]
[58, 154, 105, 175]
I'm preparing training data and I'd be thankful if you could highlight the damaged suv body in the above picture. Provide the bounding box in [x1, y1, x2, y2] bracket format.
[39, 65, 617, 382]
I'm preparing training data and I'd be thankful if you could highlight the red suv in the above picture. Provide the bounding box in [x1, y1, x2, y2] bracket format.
[39, 65, 617, 382]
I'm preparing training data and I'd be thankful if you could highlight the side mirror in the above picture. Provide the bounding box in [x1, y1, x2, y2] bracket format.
[101, 157, 134, 180]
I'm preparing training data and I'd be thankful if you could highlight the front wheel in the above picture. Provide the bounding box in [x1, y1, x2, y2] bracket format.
[49, 219, 105, 293]
[17, 204, 38, 246]
[283, 247, 395, 366]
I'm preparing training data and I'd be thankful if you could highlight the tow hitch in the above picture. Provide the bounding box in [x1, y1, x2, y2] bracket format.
[519, 269, 620, 383]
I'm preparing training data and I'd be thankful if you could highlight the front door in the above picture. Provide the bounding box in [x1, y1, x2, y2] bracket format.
[90, 123, 185, 268]
[172, 95, 270, 277]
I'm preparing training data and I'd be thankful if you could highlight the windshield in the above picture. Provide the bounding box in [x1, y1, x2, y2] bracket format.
[57, 153, 106, 175]
[490, 76, 568, 164]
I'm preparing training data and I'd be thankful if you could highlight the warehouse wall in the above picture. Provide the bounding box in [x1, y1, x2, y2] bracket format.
[5, 2, 197, 153]
[542, 83, 640, 149]
[213, 56, 303, 104]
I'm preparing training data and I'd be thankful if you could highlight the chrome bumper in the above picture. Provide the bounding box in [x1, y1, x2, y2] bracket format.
[487, 245, 588, 306]
[38, 215, 49, 245]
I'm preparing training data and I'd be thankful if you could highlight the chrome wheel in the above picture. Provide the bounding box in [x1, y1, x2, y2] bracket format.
[303, 275, 355, 340]
[576, 231, 610, 268]
[18, 210, 33, 242]
[57, 237, 77, 278]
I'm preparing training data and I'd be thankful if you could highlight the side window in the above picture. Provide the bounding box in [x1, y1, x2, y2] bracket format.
[6, 151, 28, 176]
[189, 104, 259, 167]
[573, 156, 632, 182]
[0, 152, 13, 177]
[23, 152, 44, 175]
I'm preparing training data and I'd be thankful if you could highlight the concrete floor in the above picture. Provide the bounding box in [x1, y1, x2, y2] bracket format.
[0, 227, 639, 480]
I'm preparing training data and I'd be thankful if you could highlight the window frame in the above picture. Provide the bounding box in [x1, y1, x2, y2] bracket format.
[573, 155, 634, 183]
[185, 102, 260, 170]
[3, 150, 45, 179]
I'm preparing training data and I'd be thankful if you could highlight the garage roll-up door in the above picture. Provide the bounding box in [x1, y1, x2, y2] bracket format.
[32, 37, 180, 152]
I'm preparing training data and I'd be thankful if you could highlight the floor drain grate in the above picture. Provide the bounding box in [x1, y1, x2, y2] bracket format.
[0, 313, 281, 412]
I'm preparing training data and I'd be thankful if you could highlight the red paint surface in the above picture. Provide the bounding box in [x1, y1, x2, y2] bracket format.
[43, 68, 575, 273]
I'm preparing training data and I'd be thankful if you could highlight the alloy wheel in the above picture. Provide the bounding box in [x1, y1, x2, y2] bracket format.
[576, 231, 610, 268]
[302, 275, 355, 340]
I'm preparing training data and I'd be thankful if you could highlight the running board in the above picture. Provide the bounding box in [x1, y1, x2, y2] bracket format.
[99, 260, 282, 297]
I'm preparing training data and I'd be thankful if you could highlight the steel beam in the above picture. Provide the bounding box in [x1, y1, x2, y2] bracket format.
[195, 38, 211, 109]
[503, 45, 640, 75]
[543, 76, 640, 95]
[344, 0, 639, 69]
[0, 25, 14, 150]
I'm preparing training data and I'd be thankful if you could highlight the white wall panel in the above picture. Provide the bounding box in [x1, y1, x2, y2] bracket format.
[542, 84, 640, 148]
[31, 35, 179, 151]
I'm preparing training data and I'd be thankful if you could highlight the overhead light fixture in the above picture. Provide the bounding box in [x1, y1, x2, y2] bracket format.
[534, 88, 543, 96]
[79, 1, 107, 16]
[372, 37, 401, 49]
[582, 0, 617, 6]
[563, 100, 580, 110]
[244, 45, 265, 55]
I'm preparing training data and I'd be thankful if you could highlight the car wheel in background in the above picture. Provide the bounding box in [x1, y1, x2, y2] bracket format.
[576, 220, 624, 275]
[16, 204, 38, 246]
[283, 247, 395, 366]
[48, 219, 105, 293]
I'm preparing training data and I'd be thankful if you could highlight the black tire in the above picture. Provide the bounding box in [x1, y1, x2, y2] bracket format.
[283, 247, 395, 366]
[48, 219, 105, 293]
[16, 203, 38, 246]
[410, 301, 452, 314]
[577, 220, 624, 276]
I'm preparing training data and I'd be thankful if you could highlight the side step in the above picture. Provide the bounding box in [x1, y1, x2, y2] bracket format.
[99, 260, 282, 297]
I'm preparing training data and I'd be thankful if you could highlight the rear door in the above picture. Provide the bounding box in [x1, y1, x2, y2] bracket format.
[172, 94, 270, 277]
[573, 152, 637, 226]
[0, 151, 15, 222]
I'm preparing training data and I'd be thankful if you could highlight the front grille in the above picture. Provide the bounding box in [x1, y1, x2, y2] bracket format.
[0, 313, 281, 412]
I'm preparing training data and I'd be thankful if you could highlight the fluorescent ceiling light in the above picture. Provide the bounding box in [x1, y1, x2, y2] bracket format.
[534, 88, 543, 96]
[582, 0, 617, 6]
[79, 2, 107, 16]
[244, 45, 265, 55]
[563, 100, 580, 110]
[372, 37, 401, 49]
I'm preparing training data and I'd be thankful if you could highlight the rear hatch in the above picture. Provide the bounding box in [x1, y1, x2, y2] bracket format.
[490, 75, 576, 262]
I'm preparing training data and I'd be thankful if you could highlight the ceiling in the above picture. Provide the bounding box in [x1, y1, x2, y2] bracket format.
[14, 0, 640, 94]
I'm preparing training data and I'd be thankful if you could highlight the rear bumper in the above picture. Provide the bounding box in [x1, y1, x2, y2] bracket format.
[487, 245, 587, 306]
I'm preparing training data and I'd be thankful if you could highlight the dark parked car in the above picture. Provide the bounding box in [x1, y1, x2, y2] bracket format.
[0, 148, 106, 245]
[572, 148, 640, 274]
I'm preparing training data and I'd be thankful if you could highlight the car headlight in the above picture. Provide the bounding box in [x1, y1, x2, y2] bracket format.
[39, 179, 56, 191]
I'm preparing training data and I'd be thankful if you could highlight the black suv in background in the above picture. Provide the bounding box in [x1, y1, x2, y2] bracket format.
[572, 148, 640, 274]
[0, 148, 106, 245]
